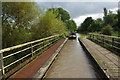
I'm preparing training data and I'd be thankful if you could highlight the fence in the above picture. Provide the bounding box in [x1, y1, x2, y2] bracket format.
[88, 33, 120, 56]
[0, 34, 62, 78]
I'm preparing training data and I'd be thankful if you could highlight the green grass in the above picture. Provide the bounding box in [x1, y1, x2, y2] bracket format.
[112, 32, 120, 37]
[79, 35, 87, 39]
[90, 32, 120, 37]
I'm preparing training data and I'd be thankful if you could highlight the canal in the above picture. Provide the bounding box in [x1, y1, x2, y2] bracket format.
[43, 34, 105, 79]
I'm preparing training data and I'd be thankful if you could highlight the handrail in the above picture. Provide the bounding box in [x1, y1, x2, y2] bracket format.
[0, 34, 62, 78]
[89, 33, 120, 39]
[88, 33, 120, 55]
[0, 35, 59, 53]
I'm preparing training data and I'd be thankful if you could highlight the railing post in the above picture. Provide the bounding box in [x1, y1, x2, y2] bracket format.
[55, 36, 57, 41]
[54, 36, 56, 43]
[99, 35, 101, 41]
[89, 34, 91, 39]
[60, 34, 62, 39]
[96, 35, 98, 41]
[103, 36, 104, 46]
[112, 37, 114, 47]
[31, 43, 33, 58]
[0, 52, 5, 77]
[93, 34, 94, 40]
[92, 34, 93, 39]
[57, 35, 59, 41]
[43, 39, 45, 48]
[58, 35, 60, 40]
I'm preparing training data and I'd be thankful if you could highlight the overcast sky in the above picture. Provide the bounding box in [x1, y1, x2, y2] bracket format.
[37, 2, 118, 26]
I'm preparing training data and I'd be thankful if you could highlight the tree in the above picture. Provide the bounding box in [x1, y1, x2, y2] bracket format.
[49, 8, 77, 32]
[49, 8, 70, 22]
[2, 2, 38, 28]
[2, 2, 39, 48]
[32, 10, 67, 40]
[104, 8, 107, 17]
[66, 20, 77, 32]
[96, 18, 103, 22]
[118, 10, 120, 28]
[88, 20, 102, 32]
[79, 17, 94, 32]
[104, 14, 115, 26]
[101, 24, 113, 35]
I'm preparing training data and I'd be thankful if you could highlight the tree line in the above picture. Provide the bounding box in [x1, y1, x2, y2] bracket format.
[78, 8, 120, 37]
[2, 2, 77, 49]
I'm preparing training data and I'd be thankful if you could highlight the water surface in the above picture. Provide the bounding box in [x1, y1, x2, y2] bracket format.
[44, 34, 98, 78]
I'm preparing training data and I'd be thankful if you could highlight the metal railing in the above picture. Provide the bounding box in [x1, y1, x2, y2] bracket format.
[88, 33, 120, 55]
[0, 34, 62, 78]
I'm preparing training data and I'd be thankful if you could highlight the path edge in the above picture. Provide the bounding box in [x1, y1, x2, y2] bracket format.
[33, 38, 68, 79]
[78, 38, 109, 79]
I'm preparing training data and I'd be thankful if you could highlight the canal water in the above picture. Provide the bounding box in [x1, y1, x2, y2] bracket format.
[44, 34, 102, 78]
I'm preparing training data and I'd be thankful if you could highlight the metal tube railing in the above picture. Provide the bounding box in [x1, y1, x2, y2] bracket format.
[0, 34, 62, 78]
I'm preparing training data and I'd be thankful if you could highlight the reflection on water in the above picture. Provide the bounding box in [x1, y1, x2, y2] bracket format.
[44, 34, 98, 78]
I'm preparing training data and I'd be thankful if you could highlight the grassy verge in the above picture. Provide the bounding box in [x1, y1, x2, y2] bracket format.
[89, 32, 120, 37]
[79, 35, 87, 39]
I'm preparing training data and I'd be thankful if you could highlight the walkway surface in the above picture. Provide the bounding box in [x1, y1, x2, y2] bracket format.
[11, 39, 65, 78]
[80, 38, 119, 79]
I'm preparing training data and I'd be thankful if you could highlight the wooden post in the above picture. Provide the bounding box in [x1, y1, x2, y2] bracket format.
[97, 35, 99, 43]
[88, 34, 89, 38]
[96, 35, 98, 42]
[43, 39, 44, 48]
[57, 36, 59, 41]
[103, 36, 104, 46]
[31, 43, 33, 58]
[112, 37, 114, 48]
[90, 34, 91, 39]
[1, 52, 5, 76]
[54, 36, 56, 43]
[93, 34, 94, 40]
[58, 35, 60, 40]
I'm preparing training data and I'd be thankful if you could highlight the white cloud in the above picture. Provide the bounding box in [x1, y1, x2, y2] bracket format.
[73, 7, 118, 26]
[109, 7, 118, 13]
[73, 13, 103, 26]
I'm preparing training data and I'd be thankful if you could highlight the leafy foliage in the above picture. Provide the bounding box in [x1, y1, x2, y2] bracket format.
[78, 17, 93, 32]
[2, 2, 38, 28]
[77, 7, 119, 37]
[2, 3, 74, 49]
[66, 20, 77, 32]
[2, 2, 39, 48]
[49, 8, 77, 32]
[103, 14, 116, 26]
[49, 8, 70, 22]
[104, 8, 107, 17]
[88, 20, 102, 32]
[32, 10, 67, 40]
[101, 24, 113, 35]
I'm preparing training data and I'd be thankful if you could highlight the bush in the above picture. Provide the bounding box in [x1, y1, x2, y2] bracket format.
[101, 24, 113, 35]
[32, 10, 68, 40]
